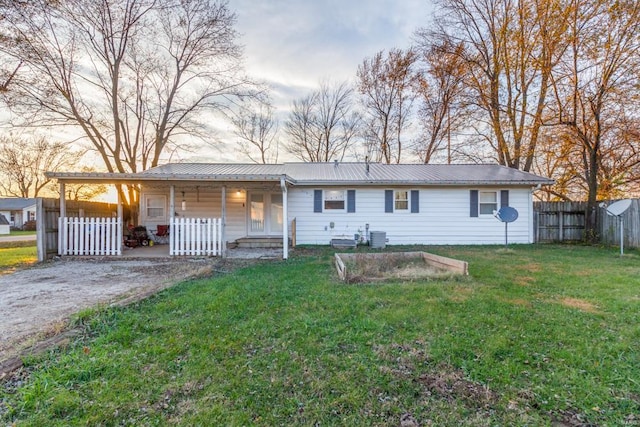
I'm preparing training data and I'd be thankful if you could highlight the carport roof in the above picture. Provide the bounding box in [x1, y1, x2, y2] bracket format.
[46, 162, 554, 186]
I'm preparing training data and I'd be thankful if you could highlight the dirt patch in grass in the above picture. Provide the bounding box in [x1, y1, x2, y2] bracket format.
[449, 286, 474, 302]
[514, 276, 536, 286]
[417, 365, 498, 409]
[501, 297, 532, 308]
[522, 263, 543, 273]
[551, 408, 599, 427]
[559, 297, 600, 313]
[375, 342, 498, 414]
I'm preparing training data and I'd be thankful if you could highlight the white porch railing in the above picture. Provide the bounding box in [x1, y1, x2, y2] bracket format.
[58, 217, 122, 256]
[170, 217, 222, 256]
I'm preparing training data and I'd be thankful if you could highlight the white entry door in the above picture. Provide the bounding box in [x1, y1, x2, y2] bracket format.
[249, 193, 283, 235]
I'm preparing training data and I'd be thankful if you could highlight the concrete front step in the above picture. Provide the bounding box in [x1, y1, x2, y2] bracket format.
[236, 237, 284, 248]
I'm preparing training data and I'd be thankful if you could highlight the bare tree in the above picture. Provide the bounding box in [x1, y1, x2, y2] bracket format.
[284, 81, 360, 162]
[0, 136, 83, 198]
[426, 0, 570, 171]
[0, 0, 254, 210]
[0, 62, 20, 94]
[547, 0, 640, 237]
[413, 39, 467, 164]
[357, 48, 418, 164]
[231, 102, 279, 164]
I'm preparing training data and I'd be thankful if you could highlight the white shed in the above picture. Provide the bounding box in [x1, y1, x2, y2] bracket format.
[0, 214, 10, 235]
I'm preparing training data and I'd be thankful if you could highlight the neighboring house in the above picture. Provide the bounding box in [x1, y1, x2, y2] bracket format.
[0, 198, 37, 229]
[47, 162, 553, 258]
[0, 214, 9, 235]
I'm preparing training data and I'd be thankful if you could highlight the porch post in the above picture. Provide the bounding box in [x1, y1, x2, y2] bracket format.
[170, 185, 175, 255]
[59, 182, 66, 218]
[117, 185, 123, 255]
[281, 177, 288, 260]
[58, 182, 66, 256]
[221, 185, 227, 258]
[169, 185, 175, 219]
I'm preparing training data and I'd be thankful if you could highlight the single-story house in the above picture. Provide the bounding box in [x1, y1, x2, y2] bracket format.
[0, 198, 36, 229]
[46, 162, 553, 259]
[0, 213, 9, 235]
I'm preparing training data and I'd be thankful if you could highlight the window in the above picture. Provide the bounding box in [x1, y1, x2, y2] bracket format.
[386, 190, 419, 213]
[324, 190, 345, 210]
[146, 196, 166, 219]
[479, 191, 497, 215]
[395, 190, 409, 210]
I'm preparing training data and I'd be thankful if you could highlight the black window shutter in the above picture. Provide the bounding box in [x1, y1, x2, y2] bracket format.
[501, 190, 509, 208]
[347, 190, 356, 213]
[470, 190, 479, 217]
[385, 190, 393, 213]
[313, 190, 322, 213]
[410, 190, 419, 213]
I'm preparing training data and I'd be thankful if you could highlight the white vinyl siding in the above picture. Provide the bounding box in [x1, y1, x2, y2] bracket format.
[140, 184, 534, 246]
[288, 186, 533, 245]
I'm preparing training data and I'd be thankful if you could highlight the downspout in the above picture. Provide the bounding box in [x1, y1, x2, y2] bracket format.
[281, 176, 288, 260]
[117, 185, 123, 255]
[221, 185, 227, 258]
[530, 184, 541, 243]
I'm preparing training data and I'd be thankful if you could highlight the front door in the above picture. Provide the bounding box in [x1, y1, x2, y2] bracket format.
[249, 192, 283, 236]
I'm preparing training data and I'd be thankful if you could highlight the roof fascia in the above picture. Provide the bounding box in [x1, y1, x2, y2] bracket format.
[45, 172, 296, 185]
[292, 180, 554, 186]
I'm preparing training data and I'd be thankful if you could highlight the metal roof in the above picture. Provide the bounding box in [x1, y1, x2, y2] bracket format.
[47, 162, 554, 186]
[142, 163, 286, 176]
[0, 198, 37, 210]
[283, 163, 552, 185]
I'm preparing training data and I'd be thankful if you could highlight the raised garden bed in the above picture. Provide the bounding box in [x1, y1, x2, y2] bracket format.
[334, 251, 468, 283]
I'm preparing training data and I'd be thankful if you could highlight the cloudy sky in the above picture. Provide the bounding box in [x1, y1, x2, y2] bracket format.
[197, 0, 434, 162]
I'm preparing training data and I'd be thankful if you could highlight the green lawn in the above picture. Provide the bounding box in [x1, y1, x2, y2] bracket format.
[9, 230, 37, 236]
[0, 246, 37, 272]
[1, 245, 639, 425]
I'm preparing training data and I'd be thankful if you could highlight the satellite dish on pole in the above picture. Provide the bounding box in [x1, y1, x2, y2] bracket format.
[600, 199, 632, 256]
[604, 199, 631, 217]
[494, 206, 519, 248]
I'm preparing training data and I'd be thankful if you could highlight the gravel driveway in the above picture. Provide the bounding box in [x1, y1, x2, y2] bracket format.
[0, 258, 215, 365]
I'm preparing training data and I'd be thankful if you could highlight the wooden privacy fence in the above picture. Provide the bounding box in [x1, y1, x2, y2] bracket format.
[58, 217, 122, 256]
[170, 217, 222, 256]
[534, 201, 587, 242]
[534, 199, 640, 248]
[599, 199, 640, 248]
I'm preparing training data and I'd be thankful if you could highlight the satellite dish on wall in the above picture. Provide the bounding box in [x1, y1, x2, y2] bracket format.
[494, 206, 519, 248]
[599, 199, 632, 256]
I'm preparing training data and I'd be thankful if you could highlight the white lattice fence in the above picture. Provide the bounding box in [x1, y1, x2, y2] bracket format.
[58, 217, 122, 256]
[170, 217, 222, 256]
